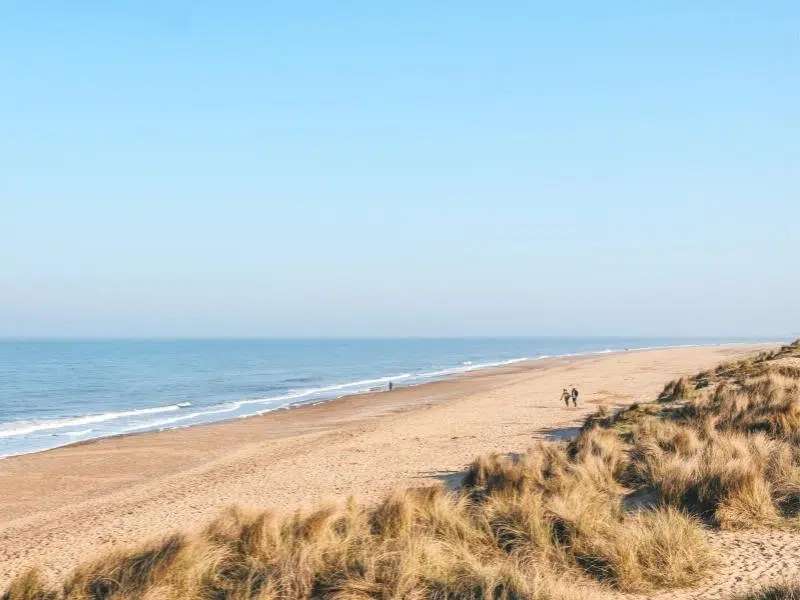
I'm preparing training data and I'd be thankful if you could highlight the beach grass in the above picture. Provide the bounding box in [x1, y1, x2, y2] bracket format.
[736, 583, 800, 599]
[3, 340, 799, 600]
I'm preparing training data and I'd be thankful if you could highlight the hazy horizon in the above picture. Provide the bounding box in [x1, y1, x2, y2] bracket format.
[0, 335, 792, 343]
[2, 3, 797, 338]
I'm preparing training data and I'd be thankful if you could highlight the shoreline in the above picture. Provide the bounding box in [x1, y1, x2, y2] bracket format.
[0, 340, 776, 461]
[0, 354, 549, 461]
[0, 343, 778, 585]
[0, 355, 534, 461]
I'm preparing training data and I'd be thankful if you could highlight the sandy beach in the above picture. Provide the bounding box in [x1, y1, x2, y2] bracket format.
[0, 344, 777, 588]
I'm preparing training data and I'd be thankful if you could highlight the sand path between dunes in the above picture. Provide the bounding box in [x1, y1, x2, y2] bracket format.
[2, 343, 799, 600]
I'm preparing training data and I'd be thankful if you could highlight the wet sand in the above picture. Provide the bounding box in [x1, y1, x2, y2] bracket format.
[0, 344, 773, 586]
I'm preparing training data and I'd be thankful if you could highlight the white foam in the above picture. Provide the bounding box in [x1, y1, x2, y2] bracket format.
[2, 360, 539, 449]
[406, 357, 529, 380]
[61, 429, 93, 436]
[0, 403, 190, 439]
[54, 362, 529, 440]
[118, 403, 242, 433]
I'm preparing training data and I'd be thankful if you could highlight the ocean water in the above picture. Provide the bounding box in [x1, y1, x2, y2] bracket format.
[0, 337, 764, 457]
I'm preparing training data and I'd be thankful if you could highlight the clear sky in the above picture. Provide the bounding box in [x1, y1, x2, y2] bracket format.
[1, 2, 797, 338]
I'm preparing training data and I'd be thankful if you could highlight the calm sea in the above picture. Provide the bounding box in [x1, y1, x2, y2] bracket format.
[0, 337, 766, 457]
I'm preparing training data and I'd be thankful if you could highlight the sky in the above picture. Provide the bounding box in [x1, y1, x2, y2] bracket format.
[1, 2, 797, 338]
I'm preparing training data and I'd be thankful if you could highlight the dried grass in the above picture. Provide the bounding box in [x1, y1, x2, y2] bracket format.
[6, 339, 799, 600]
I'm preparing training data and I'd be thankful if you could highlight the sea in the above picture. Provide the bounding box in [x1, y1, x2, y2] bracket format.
[0, 337, 773, 458]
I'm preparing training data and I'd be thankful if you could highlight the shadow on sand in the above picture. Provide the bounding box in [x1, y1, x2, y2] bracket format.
[415, 470, 464, 490]
[416, 426, 588, 492]
[546, 426, 582, 441]
[418, 425, 661, 515]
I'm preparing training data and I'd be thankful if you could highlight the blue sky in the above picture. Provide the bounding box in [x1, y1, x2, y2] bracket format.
[1, 2, 797, 337]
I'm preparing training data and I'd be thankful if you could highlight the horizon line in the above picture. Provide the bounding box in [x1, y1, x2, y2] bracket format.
[0, 335, 793, 342]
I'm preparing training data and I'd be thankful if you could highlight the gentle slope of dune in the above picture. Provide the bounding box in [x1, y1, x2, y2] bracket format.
[6, 342, 800, 599]
[5, 340, 800, 600]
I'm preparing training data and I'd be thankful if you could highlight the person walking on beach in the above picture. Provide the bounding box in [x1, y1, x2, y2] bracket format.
[570, 387, 579, 407]
[561, 388, 571, 408]
[388, 381, 393, 392]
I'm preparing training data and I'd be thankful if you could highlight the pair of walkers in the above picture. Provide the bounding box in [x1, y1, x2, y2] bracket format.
[561, 387, 579, 407]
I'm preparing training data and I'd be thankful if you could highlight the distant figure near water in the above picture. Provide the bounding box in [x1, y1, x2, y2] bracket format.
[571, 387, 579, 407]
[561, 388, 571, 408]
[388, 381, 393, 392]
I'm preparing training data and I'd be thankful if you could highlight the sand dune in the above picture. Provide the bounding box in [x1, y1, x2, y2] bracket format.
[0, 343, 785, 596]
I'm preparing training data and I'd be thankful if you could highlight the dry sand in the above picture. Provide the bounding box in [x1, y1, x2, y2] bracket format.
[2, 343, 798, 599]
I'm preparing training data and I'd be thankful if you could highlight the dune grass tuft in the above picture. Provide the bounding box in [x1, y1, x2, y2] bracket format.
[1, 569, 56, 600]
[737, 583, 800, 599]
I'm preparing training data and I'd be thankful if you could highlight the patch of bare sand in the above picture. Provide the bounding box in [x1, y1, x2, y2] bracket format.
[0, 344, 786, 599]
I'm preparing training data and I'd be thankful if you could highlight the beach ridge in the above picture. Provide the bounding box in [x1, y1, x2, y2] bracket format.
[0, 343, 782, 592]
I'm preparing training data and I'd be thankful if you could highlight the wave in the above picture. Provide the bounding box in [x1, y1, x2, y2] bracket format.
[60, 429, 93, 436]
[118, 403, 244, 433]
[401, 357, 529, 381]
[0, 359, 530, 446]
[117, 374, 418, 433]
[0, 403, 192, 439]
